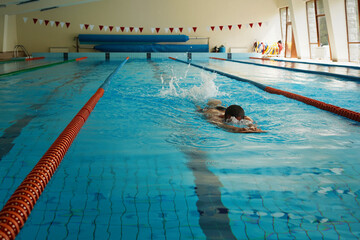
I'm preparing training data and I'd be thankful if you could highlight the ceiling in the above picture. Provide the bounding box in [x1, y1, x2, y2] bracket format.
[0, 0, 102, 15]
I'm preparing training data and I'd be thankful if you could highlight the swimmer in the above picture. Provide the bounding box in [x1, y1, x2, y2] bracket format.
[197, 99, 265, 133]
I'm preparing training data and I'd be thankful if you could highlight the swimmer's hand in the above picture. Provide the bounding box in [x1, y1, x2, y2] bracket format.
[233, 126, 267, 133]
[220, 123, 267, 133]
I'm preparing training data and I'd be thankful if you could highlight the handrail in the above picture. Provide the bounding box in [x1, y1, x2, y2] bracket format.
[0, 57, 129, 240]
[13, 45, 30, 58]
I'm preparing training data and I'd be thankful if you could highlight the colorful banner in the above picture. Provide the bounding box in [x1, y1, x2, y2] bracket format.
[26, 17, 265, 33]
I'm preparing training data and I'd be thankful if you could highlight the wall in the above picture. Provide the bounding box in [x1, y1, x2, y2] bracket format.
[15, 0, 282, 53]
[275, 0, 289, 8]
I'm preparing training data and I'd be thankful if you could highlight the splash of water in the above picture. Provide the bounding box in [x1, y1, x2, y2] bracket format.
[160, 70, 222, 104]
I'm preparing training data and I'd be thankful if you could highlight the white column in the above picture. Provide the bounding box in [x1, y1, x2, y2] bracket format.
[0, 15, 5, 52]
[1, 14, 18, 53]
[288, 0, 310, 59]
[323, 0, 349, 62]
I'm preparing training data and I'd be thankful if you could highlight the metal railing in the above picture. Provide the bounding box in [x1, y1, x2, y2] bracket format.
[13, 45, 30, 58]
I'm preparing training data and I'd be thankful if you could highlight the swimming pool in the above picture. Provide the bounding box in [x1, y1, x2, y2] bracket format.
[0, 58, 58, 75]
[1, 57, 360, 239]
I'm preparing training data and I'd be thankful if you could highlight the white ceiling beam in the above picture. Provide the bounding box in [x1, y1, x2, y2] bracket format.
[0, 0, 101, 15]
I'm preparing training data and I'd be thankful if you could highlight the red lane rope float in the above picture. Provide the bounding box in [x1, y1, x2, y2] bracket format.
[25, 57, 45, 61]
[0, 87, 104, 240]
[209, 57, 227, 61]
[265, 86, 360, 122]
[249, 57, 271, 60]
[0, 57, 129, 240]
[75, 57, 88, 61]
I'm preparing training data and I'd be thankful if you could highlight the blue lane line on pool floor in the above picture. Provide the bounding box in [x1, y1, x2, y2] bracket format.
[210, 57, 360, 82]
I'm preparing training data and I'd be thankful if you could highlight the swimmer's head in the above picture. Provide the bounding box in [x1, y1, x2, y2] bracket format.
[225, 105, 245, 121]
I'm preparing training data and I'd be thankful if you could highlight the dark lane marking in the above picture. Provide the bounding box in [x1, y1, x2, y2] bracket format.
[185, 149, 237, 240]
[0, 115, 34, 161]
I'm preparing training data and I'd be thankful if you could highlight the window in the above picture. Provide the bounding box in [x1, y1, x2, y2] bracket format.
[345, 0, 360, 62]
[279, 7, 297, 58]
[306, 0, 330, 60]
[280, 7, 288, 44]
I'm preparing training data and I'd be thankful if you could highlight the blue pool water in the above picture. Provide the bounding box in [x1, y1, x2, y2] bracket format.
[205, 59, 360, 112]
[1, 58, 360, 239]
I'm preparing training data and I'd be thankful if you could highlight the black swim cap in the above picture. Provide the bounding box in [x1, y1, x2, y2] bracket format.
[225, 105, 245, 120]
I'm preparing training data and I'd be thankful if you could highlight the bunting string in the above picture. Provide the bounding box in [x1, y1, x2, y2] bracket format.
[23, 17, 265, 33]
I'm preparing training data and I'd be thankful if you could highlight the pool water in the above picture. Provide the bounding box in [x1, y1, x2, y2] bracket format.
[1, 59, 360, 239]
[0, 59, 59, 75]
[205, 59, 360, 112]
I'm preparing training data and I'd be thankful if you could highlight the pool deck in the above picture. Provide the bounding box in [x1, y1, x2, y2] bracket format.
[251, 56, 360, 68]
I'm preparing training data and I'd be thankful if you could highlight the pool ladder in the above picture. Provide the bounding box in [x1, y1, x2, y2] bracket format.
[13, 45, 30, 58]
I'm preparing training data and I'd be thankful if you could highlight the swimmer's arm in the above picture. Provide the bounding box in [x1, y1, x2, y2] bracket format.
[217, 122, 266, 133]
[244, 116, 253, 122]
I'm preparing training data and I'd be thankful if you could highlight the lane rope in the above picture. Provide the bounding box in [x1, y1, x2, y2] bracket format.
[169, 57, 360, 122]
[0, 57, 129, 240]
[0, 57, 87, 78]
[0, 57, 45, 65]
[210, 57, 360, 82]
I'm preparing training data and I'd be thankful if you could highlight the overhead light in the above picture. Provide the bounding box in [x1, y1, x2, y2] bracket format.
[40, 6, 58, 11]
[17, 0, 40, 5]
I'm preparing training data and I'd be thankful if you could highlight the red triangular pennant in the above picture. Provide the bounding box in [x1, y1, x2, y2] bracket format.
[193, 27, 197, 32]
[249, 23, 253, 28]
[44, 20, 49, 26]
[33, 18, 38, 24]
[99, 25, 103, 31]
[55, 21, 60, 27]
[139, 27, 143, 33]
[155, 27, 160, 33]
[130, 27, 134, 32]
[258, 22, 262, 27]
[66, 22, 70, 28]
[238, 24, 242, 29]
[211, 26, 215, 31]
[85, 24, 89, 29]
[120, 27, 125, 32]
[109, 26, 114, 32]
[219, 26, 223, 31]
[169, 27, 174, 33]
[179, 27, 183, 33]
[228, 25, 232, 30]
